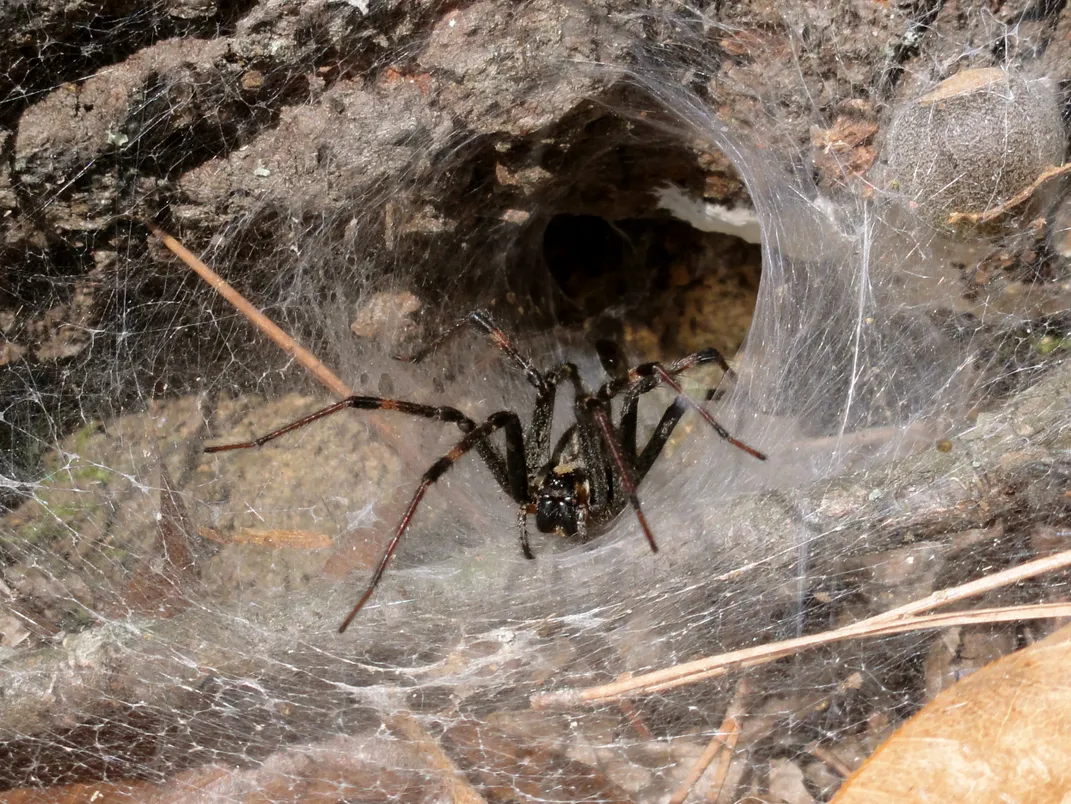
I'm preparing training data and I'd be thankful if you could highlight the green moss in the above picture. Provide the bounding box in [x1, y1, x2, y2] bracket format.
[70, 462, 112, 485]
[1035, 334, 1071, 356]
[10, 501, 87, 552]
[16, 513, 65, 546]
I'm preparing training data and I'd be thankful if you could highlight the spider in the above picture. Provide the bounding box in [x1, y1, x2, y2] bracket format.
[204, 310, 766, 632]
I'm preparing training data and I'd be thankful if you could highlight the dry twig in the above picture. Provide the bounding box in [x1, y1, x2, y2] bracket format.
[532, 546, 1071, 707]
[946, 162, 1071, 227]
[386, 713, 488, 804]
[668, 678, 750, 804]
[147, 223, 352, 399]
[805, 742, 853, 779]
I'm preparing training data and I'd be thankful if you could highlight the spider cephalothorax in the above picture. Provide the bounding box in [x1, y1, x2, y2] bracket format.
[532, 466, 590, 540]
[204, 310, 766, 632]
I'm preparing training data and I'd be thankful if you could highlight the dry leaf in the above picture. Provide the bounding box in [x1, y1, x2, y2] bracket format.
[833, 622, 1071, 802]
[112, 461, 202, 619]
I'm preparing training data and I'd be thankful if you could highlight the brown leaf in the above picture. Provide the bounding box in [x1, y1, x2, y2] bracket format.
[112, 461, 203, 619]
[833, 622, 1071, 802]
[322, 485, 413, 580]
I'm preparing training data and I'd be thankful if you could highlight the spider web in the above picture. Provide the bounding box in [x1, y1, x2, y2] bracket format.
[3, 1, 1071, 801]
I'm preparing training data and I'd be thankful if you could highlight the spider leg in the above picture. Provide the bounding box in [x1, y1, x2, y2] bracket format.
[517, 505, 535, 560]
[618, 379, 650, 464]
[204, 394, 529, 501]
[583, 400, 658, 553]
[601, 346, 737, 402]
[525, 360, 588, 470]
[546, 424, 579, 465]
[516, 363, 601, 553]
[601, 351, 767, 462]
[338, 410, 528, 632]
[614, 348, 725, 461]
[546, 363, 619, 513]
[204, 396, 483, 453]
[648, 365, 766, 460]
[625, 388, 718, 482]
[632, 396, 687, 481]
[393, 309, 551, 397]
[394, 308, 568, 479]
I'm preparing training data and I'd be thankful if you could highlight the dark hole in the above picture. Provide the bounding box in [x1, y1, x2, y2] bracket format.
[542, 214, 626, 300]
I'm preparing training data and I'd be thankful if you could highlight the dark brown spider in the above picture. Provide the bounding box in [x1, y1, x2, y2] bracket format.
[204, 310, 766, 632]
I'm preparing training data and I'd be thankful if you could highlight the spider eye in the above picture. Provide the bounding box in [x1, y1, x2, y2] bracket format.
[534, 491, 580, 537]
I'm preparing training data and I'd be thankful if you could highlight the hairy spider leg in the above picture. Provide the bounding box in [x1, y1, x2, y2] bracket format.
[205, 393, 532, 518]
[392, 307, 561, 476]
[204, 397, 480, 453]
[203, 393, 534, 509]
[545, 361, 660, 551]
[602, 347, 737, 404]
[513, 361, 585, 558]
[338, 410, 527, 633]
[546, 363, 609, 504]
[628, 395, 689, 480]
[600, 343, 744, 466]
[591, 337, 679, 488]
[510, 360, 660, 554]
[527, 356, 630, 475]
[585, 400, 658, 553]
[393, 308, 551, 397]
[602, 348, 767, 462]
[649, 363, 765, 460]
